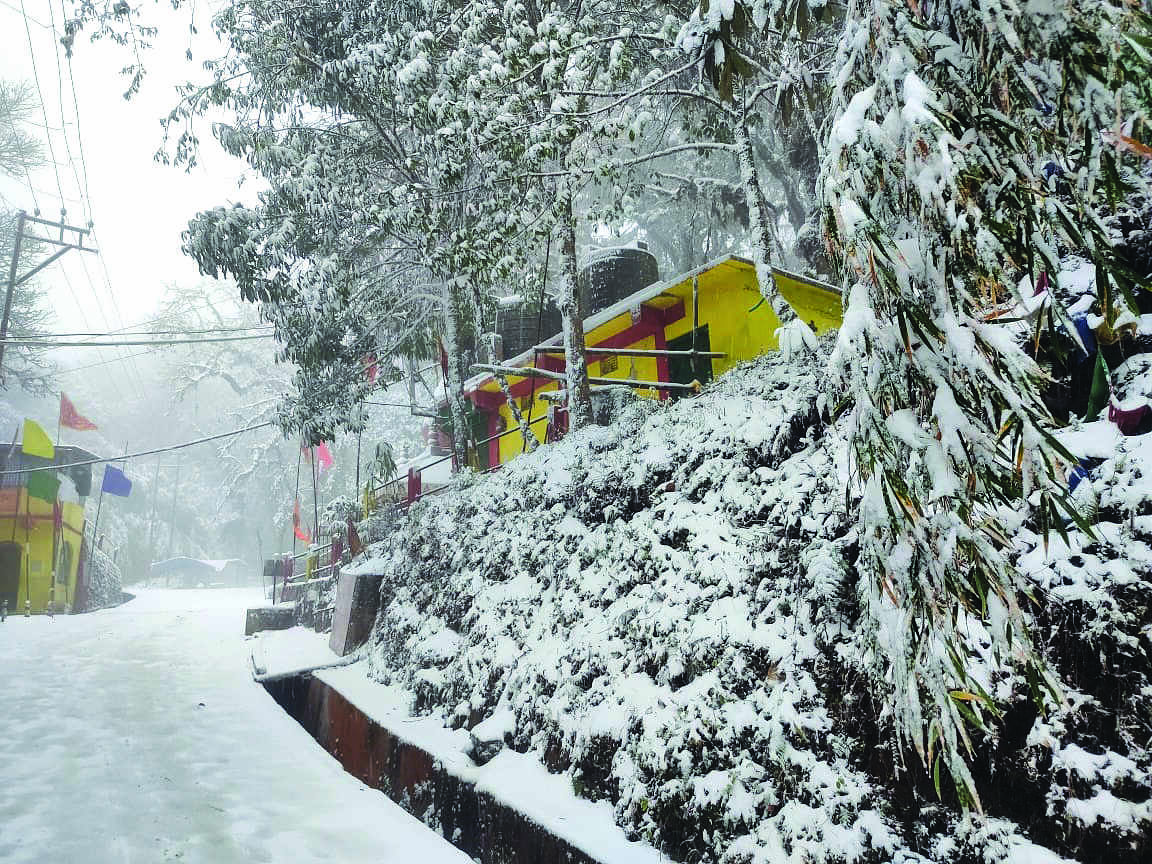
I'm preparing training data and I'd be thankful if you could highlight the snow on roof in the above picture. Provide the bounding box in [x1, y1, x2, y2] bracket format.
[149, 557, 248, 574]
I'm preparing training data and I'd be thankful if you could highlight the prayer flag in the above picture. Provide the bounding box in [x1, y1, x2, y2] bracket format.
[101, 465, 132, 497]
[26, 470, 60, 502]
[292, 499, 311, 543]
[315, 441, 333, 473]
[21, 418, 54, 460]
[59, 393, 98, 431]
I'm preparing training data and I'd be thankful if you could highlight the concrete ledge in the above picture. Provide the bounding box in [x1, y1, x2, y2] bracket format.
[244, 605, 296, 636]
[263, 673, 607, 864]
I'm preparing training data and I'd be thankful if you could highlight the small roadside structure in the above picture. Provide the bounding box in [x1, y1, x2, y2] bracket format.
[467, 250, 842, 468]
[149, 557, 251, 588]
[0, 444, 96, 615]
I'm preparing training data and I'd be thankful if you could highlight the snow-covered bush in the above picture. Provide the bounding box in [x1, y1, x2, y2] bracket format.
[358, 350, 1150, 863]
[81, 546, 123, 611]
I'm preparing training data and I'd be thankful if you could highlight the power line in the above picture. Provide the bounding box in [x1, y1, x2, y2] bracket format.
[11, 325, 273, 339]
[56, 348, 156, 374]
[0, 421, 277, 476]
[0, 333, 275, 348]
[47, 0, 88, 226]
[0, 0, 47, 27]
[19, 0, 66, 210]
[56, 0, 93, 225]
[77, 254, 149, 398]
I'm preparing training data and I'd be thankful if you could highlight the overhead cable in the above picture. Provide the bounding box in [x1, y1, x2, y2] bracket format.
[0, 421, 276, 476]
[11, 325, 273, 339]
[0, 333, 274, 348]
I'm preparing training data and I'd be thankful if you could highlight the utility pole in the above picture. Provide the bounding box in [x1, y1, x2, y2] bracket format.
[1, 212, 97, 384]
[167, 451, 182, 560]
[144, 455, 161, 569]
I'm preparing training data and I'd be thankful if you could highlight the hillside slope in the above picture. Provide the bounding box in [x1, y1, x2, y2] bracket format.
[358, 350, 1150, 864]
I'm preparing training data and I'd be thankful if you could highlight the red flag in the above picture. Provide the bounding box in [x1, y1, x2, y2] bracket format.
[292, 499, 312, 543]
[315, 441, 333, 473]
[59, 393, 97, 431]
[364, 353, 378, 384]
[301, 441, 334, 473]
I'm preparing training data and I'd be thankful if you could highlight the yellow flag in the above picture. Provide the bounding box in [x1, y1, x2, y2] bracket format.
[22, 418, 54, 460]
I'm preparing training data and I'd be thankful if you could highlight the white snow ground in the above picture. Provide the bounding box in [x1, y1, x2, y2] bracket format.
[0, 588, 473, 864]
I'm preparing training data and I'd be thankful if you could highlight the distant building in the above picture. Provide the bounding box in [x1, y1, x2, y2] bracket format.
[149, 557, 252, 588]
[0, 445, 96, 614]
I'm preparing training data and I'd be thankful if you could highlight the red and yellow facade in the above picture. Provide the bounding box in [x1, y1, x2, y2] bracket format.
[463, 255, 843, 467]
[0, 488, 86, 614]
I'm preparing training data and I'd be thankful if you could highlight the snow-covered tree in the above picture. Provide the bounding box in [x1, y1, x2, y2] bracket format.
[819, 0, 1152, 804]
[0, 80, 56, 394]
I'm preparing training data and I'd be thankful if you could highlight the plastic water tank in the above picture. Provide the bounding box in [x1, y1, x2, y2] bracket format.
[577, 245, 660, 317]
[496, 296, 563, 360]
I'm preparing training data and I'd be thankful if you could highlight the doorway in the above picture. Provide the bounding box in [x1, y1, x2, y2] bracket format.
[0, 542, 21, 612]
[667, 325, 714, 389]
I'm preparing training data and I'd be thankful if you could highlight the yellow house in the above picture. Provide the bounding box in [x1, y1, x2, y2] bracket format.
[463, 253, 842, 467]
[0, 447, 93, 615]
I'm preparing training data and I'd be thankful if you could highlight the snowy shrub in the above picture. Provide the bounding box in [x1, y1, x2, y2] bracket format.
[357, 350, 1151, 863]
[82, 546, 123, 612]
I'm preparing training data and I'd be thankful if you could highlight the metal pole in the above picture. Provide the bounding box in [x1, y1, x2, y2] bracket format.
[292, 447, 302, 558]
[355, 423, 363, 494]
[0, 211, 27, 382]
[86, 481, 105, 591]
[166, 451, 181, 559]
[692, 274, 700, 381]
[144, 454, 161, 569]
[311, 447, 319, 542]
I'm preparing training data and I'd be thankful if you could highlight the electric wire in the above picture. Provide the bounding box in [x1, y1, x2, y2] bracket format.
[56, 266, 129, 403]
[77, 254, 149, 398]
[0, 333, 275, 348]
[57, 0, 93, 223]
[18, 0, 66, 210]
[0, 421, 277, 476]
[47, 0, 88, 226]
[56, 349, 156, 374]
[11, 324, 274, 339]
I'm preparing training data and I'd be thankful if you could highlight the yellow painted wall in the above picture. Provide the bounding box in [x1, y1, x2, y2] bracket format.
[478, 257, 843, 467]
[0, 491, 85, 613]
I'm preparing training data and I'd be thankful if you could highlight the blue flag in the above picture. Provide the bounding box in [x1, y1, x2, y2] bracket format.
[102, 465, 132, 497]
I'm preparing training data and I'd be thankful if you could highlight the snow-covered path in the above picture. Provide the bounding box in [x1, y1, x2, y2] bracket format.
[0, 588, 471, 864]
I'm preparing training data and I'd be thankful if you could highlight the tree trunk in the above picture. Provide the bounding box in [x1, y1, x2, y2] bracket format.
[555, 175, 594, 430]
[734, 97, 798, 328]
[497, 372, 538, 453]
[440, 280, 471, 467]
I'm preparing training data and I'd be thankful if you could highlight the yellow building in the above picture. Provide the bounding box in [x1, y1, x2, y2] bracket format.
[0, 448, 92, 615]
[463, 253, 843, 467]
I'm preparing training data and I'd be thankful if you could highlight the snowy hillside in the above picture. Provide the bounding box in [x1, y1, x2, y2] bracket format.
[354, 350, 1150, 864]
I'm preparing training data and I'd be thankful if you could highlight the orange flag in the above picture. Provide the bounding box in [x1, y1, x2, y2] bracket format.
[292, 499, 311, 543]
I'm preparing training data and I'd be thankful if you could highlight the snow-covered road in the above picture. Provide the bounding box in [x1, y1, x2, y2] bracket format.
[0, 588, 471, 864]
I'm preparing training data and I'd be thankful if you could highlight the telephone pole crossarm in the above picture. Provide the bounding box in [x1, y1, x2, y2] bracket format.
[1, 211, 100, 383]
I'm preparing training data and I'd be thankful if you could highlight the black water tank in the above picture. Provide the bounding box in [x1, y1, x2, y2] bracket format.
[577, 245, 661, 317]
[496, 296, 563, 360]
